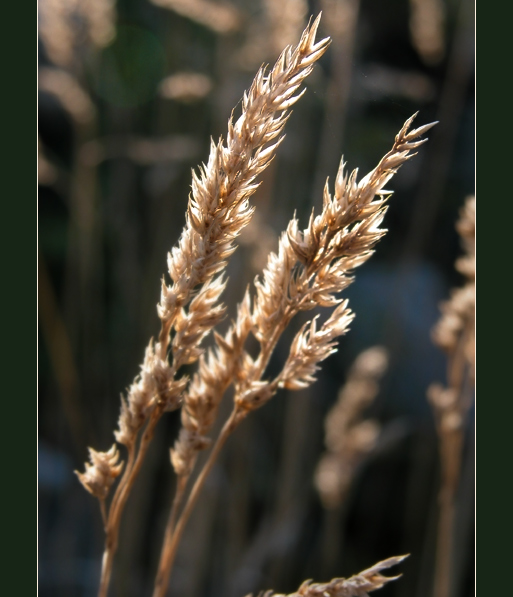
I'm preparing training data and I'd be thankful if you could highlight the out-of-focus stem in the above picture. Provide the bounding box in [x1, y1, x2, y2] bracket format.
[432, 292, 472, 597]
[433, 485, 456, 597]
[38, 251, 87, 455]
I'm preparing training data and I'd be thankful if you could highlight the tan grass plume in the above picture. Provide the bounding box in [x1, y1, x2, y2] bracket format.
[76, 16, 331, 597]
[246, 555, 408, 597]
[73, 14, 437, 597]
[157, 113, 436, 594]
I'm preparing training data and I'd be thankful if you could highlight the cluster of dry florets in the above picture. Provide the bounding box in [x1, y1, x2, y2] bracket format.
[172, 114, 435, 481]
[74, 15, 436, 597]
[76, 445, 123, 501]
[315, 346, 388, 509]
[117, 15, 332, 453]
[431, 196, 475, 377]
[247, 555, 407, 597]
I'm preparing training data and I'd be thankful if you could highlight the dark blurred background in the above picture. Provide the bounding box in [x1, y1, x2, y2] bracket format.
[38, 0, 475, 595]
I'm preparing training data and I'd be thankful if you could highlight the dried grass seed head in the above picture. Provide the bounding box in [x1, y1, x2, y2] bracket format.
[158, 16, 330, 326]
[75, 445, 123, 500]
[250, 114, 434, 395]
[169, 17, 331, 472]
[248, 555, 408, 597]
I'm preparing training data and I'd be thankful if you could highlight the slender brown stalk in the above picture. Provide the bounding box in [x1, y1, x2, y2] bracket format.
[170, 14, 331, 478]
[433, 486, 456, 597]
[98, 416, 159, 597]
[153, 409, 240, 597]
[154, 474, 188, 589]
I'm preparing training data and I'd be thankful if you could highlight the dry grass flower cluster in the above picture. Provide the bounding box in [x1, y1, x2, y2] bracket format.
[428, 195, 475, 597]
[315, 346, 388, 510]
[75, 15, 436, 597]
[247, 555, 407, 597]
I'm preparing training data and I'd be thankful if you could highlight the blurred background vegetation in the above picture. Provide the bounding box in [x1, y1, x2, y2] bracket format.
[38, 0, 475, 595]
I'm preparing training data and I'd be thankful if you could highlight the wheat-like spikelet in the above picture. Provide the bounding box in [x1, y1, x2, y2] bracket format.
[150, 21, 332, 596]
[171, 112, 435, 485]
[111, 11, 330, 470]
[246, 555, 407, 597]
[233, 114, 436, 415]
[83, 12, 330, 481]
[171, 290, 253, 476]
[156, 114, 435, 594]
[315, 346, 388, 509]
[156, 14, 330, 329]
[428, 195, 475, 597]
[76, 445, 124, 502]
[75, 17, 330, 597]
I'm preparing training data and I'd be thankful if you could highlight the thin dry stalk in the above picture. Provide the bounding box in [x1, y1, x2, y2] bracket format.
[246, 555, 408, 597]
[77, 15, 331, 597]
[155, 113, 436, 593]
[428, 196, 475, 597]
